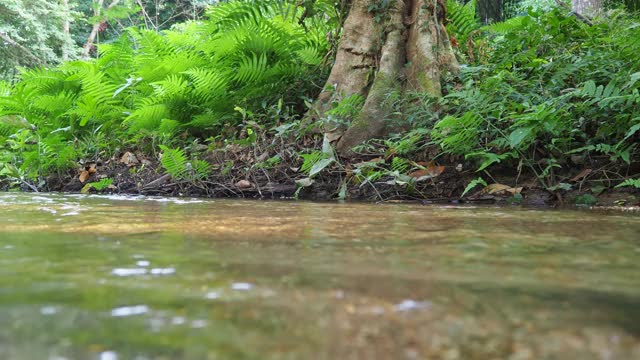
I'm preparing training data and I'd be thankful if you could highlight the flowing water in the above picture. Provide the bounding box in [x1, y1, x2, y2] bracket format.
[1, 193, 639, 359]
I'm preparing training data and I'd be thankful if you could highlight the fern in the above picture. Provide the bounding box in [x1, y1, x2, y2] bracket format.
[300, 151, 327, 175]
[183, 68, 228, 103]
[447, 0, 481, 44]
[461, 177, 488, 197]
[159, 145, 188, 180]
[235, 53, 269, 83]
[615, 178, 640, 189]
[190, 159, 211, 181]
[82, 178, 114, 193]
[432, 112, 484, 155]
[390, 157, 410, 174]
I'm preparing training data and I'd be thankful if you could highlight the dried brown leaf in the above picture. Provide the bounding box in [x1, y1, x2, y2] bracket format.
[79, 170, 90, 183]
[408, 165, 445, 181]
[570, 168, 592, 182]
[235, 180, 252, 189]
[120, 152, 139, 167]
[482, 183, 523, 195]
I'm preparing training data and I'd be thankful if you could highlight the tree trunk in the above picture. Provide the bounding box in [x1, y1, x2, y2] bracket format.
[82, 0, 122, 58]
[477, 0, 502, 24]
[571, 0, 603, 16]
[61, 0, 71, 60]
[305, 0, 458, 157]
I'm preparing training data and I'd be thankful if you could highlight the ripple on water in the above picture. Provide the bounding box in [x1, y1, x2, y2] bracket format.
[99, 351, 118, 360]
[111, 267, 175, 277]
[394, 299, 432, 312]
[231, 282, 253, 291]
[111, 305, 149, 317]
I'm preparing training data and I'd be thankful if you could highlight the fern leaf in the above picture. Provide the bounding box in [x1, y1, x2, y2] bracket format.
[159, 145, 188, 180]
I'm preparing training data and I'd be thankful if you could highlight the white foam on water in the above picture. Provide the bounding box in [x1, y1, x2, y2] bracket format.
[150, 268, 175, 275]
[394, 299, 432, 312]
[112, 268, 147, 276]
[111, 305, 149, 317]
[231, 282, 253, 291]
[99, 351, 118, 360]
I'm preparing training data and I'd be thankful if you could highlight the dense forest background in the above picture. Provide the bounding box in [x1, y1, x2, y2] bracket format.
[0, 0, 639, 202]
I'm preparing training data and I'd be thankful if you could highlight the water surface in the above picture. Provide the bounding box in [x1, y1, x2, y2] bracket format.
[1, 193, 639, 359]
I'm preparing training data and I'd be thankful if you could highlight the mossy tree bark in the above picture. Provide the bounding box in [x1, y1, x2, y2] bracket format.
[305, 0, 458, 157]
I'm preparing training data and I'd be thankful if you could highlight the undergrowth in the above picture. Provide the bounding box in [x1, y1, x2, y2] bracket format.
[0, 0, 333, 189]
[397, 7, 640, 192]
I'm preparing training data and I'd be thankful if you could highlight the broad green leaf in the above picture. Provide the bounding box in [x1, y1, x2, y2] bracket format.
[508, 127, 532, 148]
[309, 158, 334, 177]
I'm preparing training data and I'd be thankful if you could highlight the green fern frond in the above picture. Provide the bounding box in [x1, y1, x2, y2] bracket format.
[447, 0, 481, 42]
[190, 159, 211, 180]
[481, 16, 525, 34]
[432, 112, 484, 155]
[615, 178, 640, 189]
[296, 46, 322, 66]
[300, 150, 327, 175]
[159, 145, 188, 180]
[391, 157, 410, 174]
[125, 100, 170, 132]
[235, 53, 269, 83]
[184, 68, 228, 102]
[151, 74, 189, 99]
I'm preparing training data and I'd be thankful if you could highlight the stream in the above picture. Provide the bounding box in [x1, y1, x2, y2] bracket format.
[1, 193, 639, 359]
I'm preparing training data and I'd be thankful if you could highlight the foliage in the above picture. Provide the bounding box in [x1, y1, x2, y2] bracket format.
[81, 177, 113, 193]
[0, 0, 79, 79]
[159, 145, 210, 181]
[461, 177, 487, 197]
[0, 0, 331, 184]
[446, 0, 481, 55]
[615, 178, 640, 189]
[429, 9, 640, 188]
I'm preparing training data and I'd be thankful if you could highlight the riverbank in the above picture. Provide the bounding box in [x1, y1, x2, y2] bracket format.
[1, 8, 639, 208]
[18, 132, 636, 208]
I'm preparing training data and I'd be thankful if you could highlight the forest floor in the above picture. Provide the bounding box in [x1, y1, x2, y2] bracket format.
[35, 133, 640, 209]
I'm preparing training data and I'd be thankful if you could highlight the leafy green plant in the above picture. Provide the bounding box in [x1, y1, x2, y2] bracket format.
[81, 178, 114, 193]
[616, 178, 640, 189]
[0, 0, 334, 188]
[159, 145, 210, 182]
[428, 8, 640, 188]
[446, 0, 481, 55]
[461, 177, 487, 197]
[159, 145, 188, 180]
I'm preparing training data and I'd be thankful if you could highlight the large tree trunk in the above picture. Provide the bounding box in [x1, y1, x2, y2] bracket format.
[305, 0, 458, 157]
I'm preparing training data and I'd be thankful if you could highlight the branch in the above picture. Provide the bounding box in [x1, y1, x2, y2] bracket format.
[81, 0, 122, 58]
[0, 31, 42, 64]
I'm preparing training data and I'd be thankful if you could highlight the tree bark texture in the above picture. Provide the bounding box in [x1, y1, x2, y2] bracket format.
[306, 0, 458, 156]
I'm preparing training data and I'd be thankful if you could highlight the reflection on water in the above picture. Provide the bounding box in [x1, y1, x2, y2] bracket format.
[1, 193, 640, 359]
